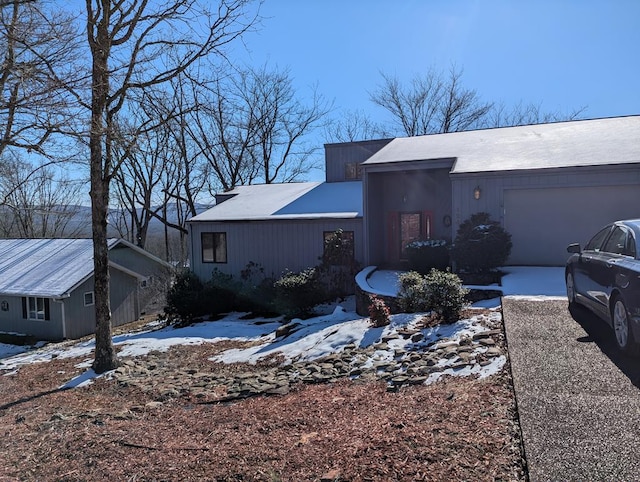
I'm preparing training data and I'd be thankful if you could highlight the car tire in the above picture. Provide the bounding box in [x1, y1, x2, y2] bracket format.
[566, 271, 577, 306]
[612, 296, 635, 355]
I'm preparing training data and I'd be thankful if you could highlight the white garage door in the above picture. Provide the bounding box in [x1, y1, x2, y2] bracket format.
[504, 186, 640, 266]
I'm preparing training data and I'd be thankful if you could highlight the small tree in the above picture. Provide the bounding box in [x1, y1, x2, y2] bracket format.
[451, 212, 512, 274]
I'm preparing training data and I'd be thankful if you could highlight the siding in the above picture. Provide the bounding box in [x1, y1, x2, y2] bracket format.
[325, 139, 392, 182]
[451, 164, 640, 230]
[451, 164, 640, 265]
[0, 295, 64, 340]
[190, 218, 363, 281]
[63, 277, 97, 340]
[110, 269, 139, 328]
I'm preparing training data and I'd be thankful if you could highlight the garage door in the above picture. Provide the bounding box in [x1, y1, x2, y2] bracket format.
[504, 186, 640, 265]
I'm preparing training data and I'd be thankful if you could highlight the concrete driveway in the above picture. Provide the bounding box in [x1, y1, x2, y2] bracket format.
[503, 297, 640, 481]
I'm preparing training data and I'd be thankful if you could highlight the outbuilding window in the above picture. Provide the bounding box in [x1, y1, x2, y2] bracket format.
[84, 291, 95, 306]
[22, 297, 50, 321]
[202, 232, 227, 263]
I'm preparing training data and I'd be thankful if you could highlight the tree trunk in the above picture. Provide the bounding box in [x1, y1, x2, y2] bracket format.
[89, 8, 118, 374]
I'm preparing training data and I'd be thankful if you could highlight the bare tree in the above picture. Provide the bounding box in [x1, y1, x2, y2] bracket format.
[85, 0, 258, 373]
[485, 100, 587, 128]
[370, 65, 493, 136]
[0, 155, 87, 237]
[244, 66, 331, 184]
[324, 109, 389, 143]
[0, 0, 83, 159]
[187, 64, 330, 192]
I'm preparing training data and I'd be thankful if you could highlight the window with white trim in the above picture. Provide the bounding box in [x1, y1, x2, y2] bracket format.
[84, 291, 95, 306]
[22, 297, 50, 321]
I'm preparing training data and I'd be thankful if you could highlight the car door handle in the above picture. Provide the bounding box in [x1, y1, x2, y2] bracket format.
[606, 259, 618, 267]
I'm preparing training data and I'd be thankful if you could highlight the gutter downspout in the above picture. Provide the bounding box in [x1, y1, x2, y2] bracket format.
[53, 295, 70, 339]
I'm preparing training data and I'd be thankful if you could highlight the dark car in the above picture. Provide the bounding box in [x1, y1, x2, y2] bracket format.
[565, 219, 640, 354]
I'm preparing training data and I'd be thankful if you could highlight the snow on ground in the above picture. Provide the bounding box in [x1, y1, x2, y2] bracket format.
[0, 267, 565, 389]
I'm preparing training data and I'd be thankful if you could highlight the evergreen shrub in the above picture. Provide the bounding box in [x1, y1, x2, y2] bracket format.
[450, 212, 512, 274]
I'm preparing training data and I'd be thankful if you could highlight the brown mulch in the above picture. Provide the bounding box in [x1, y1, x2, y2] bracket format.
[0, 339, 526, 481]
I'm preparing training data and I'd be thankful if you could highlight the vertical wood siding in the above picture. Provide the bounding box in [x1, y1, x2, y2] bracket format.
[190, 218, 363, 281]
[0, 295, 64, 340]
[325, 139, 392, 182]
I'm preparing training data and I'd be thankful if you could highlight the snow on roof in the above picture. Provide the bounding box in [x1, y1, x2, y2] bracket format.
[190, 181, 363, 222]
[363, 116, 640, 173]
[0, 238, 143, 298]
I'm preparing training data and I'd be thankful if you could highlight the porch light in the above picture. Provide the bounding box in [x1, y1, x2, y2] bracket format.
[473, 186, 481, 200]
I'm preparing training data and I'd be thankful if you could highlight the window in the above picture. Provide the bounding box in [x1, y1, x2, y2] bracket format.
[22, 297, 50, 321]
[585, 227, 612, 252]
[202, 232, 227, 263]
[345, 162, 362, 180]
[323, 230, 355, 265]
[84, 291, 95, 306]
[603, 227, 635, 257]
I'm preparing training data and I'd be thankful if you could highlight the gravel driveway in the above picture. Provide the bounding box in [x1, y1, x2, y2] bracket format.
[503, 297, 640, 481]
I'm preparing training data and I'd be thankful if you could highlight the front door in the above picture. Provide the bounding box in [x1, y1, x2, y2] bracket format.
[387, 211, 432, 266]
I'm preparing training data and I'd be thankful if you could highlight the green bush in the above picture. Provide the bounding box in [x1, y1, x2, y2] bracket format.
[397, 271, 429, 313]
[397, 269, 468, 323]
[423, 269, 468, 323]
[164, 269, 242, 324]
[236, 262, 277, 314]
[204, 269, 239, 315]
[274, 267, 328, 318]
[450, 212, 512, 274]
[405, 239, 450, 274]
[368, 295, 391, 327]
[164, 270, 207, 323]
[318, 229, 360, 299]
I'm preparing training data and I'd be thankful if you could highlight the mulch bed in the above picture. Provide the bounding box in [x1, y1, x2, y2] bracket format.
[0, 339, 526, 481]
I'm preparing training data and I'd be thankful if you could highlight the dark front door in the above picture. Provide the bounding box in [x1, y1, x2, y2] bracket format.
[387, 210, 432, 266]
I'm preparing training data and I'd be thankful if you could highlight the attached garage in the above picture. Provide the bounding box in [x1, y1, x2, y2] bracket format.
[363, 115, 640, 267]
[504, 185, 640, 265]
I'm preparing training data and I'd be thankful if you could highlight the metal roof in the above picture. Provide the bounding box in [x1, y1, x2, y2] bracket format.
[189, 181, 363, 222]
[362, 116, 640, 173]
[0, 238, 161, 298]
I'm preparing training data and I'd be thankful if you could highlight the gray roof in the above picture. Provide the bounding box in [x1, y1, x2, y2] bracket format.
[190, 181, 363, 222]
[362, 116, 640, 173]
[0, 238, 161, 298]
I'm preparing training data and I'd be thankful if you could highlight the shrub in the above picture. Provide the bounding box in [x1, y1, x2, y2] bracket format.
[396, 269, 468, 323]
[164, 270, 207, 324]
[204, 268, 239, 315]
[318, 229, 360, 299]
[450, 212, 512, 274]
[405, 239, 450, 274]
[274, 267, 327, 317]
[236, 262, 277, 314]
[423, 269, 468, 324]
[368, 295, 391, 327]
[397, 271, 429, 313]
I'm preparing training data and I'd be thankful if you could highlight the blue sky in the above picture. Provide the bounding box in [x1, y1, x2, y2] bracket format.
[234, 0, 640, 179]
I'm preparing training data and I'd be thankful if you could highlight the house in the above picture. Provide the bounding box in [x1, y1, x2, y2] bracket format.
[0, 238, 173, 340]
[188, 116, 640, 282]
[188, 139, 391, 281]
